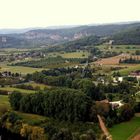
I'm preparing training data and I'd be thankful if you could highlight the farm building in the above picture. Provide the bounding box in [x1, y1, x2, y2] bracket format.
[113, 77, 123, 83]
[109, 100, 124, 109]
[97, 99, 124, 110]
[129, 71, 140, 80]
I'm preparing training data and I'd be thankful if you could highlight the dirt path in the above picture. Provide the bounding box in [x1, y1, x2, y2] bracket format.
[97, 115, 112, 140]
[131, 134, 140, 140]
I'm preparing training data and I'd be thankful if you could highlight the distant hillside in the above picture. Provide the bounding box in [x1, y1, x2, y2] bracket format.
[0, 36, 29, 48]
[112, 26, 140, 45]
[0, 22, 140, 48]
[63, 35, 103, 49]
[23, 23, 140, 40]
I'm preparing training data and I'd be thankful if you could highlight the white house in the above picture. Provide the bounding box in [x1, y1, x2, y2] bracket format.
[109, 100, 124, 109]
[113, 77, 123, 83]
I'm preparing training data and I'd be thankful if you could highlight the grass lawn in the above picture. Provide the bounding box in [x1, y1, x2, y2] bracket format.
[0, 87, 36, 94]
[110, 116, 140, 140]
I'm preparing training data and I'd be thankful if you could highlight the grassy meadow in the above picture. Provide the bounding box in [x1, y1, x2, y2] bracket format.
[110, 116, 140, 140]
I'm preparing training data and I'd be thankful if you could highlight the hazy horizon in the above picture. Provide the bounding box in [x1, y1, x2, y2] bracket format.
[0, 21, 140, 30]
[0, 0, 140, 28]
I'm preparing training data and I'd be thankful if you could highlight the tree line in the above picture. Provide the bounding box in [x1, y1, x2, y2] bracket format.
[9, 89, 92, 122]
[120, 57, 140, 64]
[9, 87, 138, 125]
[11, 56, 87, 68]
[26, 68, 138, 101]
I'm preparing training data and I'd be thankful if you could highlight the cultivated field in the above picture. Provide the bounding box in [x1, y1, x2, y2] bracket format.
[93, 53, 140, 75]
[94, 54, 140, 65]
[48, 51, 90, 58]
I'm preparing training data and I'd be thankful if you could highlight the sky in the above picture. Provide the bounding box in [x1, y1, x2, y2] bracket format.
[0, 0, 140, 28]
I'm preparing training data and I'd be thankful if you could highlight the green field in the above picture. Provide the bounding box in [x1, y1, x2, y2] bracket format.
[0, 95, 10, 108]
[48, 51, 90, 58]
[0, 48, 43, 54]
[0, 87, 36, 94]
[97, 45, 140, 54]
[15, 111, 47, 125]
[0, 95, 10, 116]
[110, 116, 140, 140]
[0, 94, 47, 125]
[25, 82, 51, 90]
[0, 63, 44, 74]
[118, 64, 140, 75]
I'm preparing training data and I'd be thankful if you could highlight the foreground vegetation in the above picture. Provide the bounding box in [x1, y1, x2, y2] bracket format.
[0, 92, 100, 140]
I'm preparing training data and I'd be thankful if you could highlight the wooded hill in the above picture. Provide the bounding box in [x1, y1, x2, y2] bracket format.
[0, 22, 140, 48]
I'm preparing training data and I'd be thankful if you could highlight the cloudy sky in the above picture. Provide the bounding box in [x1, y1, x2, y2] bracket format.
[0, 0, 140, 28]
